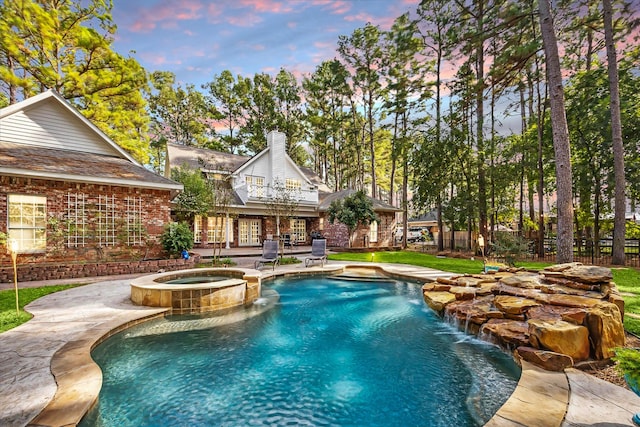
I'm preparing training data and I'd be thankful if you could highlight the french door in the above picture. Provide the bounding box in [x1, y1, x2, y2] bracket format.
[239, 219, 261, 246]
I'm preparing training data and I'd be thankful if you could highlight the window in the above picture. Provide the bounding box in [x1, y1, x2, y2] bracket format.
[7, 194, 47, 252]
[207, 217, 234, 243]
[66, 192, 87, 247]
[369, 220, 378, 243]
[246, 175, 265, 197]
[97, 194, 117, 246]
[291, 218, 306, 242]
[194, 215, 203, 244]
[285, 178, 301, 191]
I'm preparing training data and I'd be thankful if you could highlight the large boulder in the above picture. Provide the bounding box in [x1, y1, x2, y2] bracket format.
[494, 295, 541, 315]
[586, 302, 626, 359]
[515, 346, 574, 371]
[560, 265, 613, 284]
[480, 319, 530, 347]
[528, 319, 590, 361]
[423, 291, 457, 314]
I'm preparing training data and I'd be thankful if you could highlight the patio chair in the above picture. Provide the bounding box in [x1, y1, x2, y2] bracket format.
[305, 239, 327, 267]
[254, 240, 279, 271]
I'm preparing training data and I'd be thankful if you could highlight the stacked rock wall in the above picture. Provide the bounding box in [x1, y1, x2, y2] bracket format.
[422, 263, 626, 371]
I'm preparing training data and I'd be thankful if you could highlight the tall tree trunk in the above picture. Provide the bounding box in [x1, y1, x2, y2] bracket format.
[437, 195, 444, 251]
[518, 83, 526, 237]
[604, 0, 627, 265]
[476, 0, 488, 248]
[368, 93, 377, 199]
[539, 0, 574, 263]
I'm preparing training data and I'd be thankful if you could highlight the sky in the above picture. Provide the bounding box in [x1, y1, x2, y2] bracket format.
[111, 0, 420, 88]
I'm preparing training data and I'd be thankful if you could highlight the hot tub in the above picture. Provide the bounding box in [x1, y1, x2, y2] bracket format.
[130, 268, 261, 314]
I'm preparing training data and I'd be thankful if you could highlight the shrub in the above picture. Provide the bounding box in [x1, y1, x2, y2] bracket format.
[160, 222, 194, 257]
[613, 347, 640, 386]
[492, 232, 530, 266]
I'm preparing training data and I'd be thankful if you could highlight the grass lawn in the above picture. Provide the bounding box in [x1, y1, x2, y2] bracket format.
[0, 284, 84, 333]
[329, 251, 640, 335]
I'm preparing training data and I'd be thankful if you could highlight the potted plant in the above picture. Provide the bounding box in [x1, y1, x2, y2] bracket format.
[613, 347, 640, 425]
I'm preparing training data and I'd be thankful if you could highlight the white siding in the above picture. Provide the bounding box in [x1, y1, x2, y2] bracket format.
[0, 99, 121, 157]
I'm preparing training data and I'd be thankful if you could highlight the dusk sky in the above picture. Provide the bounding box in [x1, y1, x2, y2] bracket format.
[111, 0, 420, 88]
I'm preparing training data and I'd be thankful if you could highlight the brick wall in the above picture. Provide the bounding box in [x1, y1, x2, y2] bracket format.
[316, 212, 396, 248]
[0, 255, 198, 284]
[0, 176, 173, 265]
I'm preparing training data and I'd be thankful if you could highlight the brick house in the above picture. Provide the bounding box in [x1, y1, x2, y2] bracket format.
[166, 131, 399, 248]
[0, 90, 184, 279]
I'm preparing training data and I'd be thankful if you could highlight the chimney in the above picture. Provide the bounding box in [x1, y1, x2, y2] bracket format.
[267, 131, 286, 183]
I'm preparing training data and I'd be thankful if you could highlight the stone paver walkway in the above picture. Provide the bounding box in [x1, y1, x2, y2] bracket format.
[1, 261, 640, 426]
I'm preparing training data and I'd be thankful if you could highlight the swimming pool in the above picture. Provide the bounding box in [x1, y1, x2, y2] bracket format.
[81, 275, 520, 426]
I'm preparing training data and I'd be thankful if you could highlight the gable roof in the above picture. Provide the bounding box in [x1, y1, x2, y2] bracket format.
[318, 189, 401, 213]
[0, 90, 138, 164]
[0, 90, 182, 192]
[166, 142, 326, 187]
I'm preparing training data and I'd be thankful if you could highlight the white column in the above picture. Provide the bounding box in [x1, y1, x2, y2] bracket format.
[225, 213, 231, 249]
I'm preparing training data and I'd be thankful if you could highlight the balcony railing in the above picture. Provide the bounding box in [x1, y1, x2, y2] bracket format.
[235, 183, 318, 204]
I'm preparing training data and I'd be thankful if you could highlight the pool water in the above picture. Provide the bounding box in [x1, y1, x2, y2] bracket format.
[81, 275, 520, 427]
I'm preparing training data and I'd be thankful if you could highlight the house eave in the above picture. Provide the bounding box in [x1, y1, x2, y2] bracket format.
[0, 168, 184, 192]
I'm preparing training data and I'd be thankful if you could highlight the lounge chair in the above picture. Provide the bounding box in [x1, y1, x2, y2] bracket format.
[305, 239, 327, 267]
[254, 240, 279, 270]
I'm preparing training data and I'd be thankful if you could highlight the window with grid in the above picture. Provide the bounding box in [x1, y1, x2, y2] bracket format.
[285, 178, 301, 191]
[246, 175, 265, 197]
[369, 220, 378, 243]
[7, 194, 47, 252]
[126, 196, 144, 245]
[291, 218, 306, 243]
[66, 193, 87, 247]
[194, 215, 203, 243]
[207, 217, 234, 243]
[97, 195, 117, 246]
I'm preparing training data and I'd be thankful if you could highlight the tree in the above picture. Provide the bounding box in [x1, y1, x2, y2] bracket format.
[147, 71, 217, 149]
[171, 165, 214, 223]
[202, 70, 244, 154]
[327, 190, 378, 248]
[0, 0, 150, 163]
[198, 158, 236, 264]
[261, 179, 300, 257]
[538, 0, 574, 263]
[603, 0, 626, 264]
[338, 23, 385, 199]
[303, 60, 352, 189]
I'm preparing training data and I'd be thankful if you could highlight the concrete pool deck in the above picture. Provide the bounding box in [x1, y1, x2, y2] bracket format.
[1, 262, 640, 426]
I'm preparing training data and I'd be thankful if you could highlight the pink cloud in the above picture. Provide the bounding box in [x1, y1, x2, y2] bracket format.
[312, 0, 352, 15]
[344, 12, 375, 23]
[227, 13, 263, 26]
[238, 0, 294, 13]
[252, 44, 266, 51]
[129, 0, 204, 34]
[140, 52, 168, 66]
[287, 21, 297, 29]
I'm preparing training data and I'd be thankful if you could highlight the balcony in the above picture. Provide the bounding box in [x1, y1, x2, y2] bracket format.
[235, 183, 318, 205]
